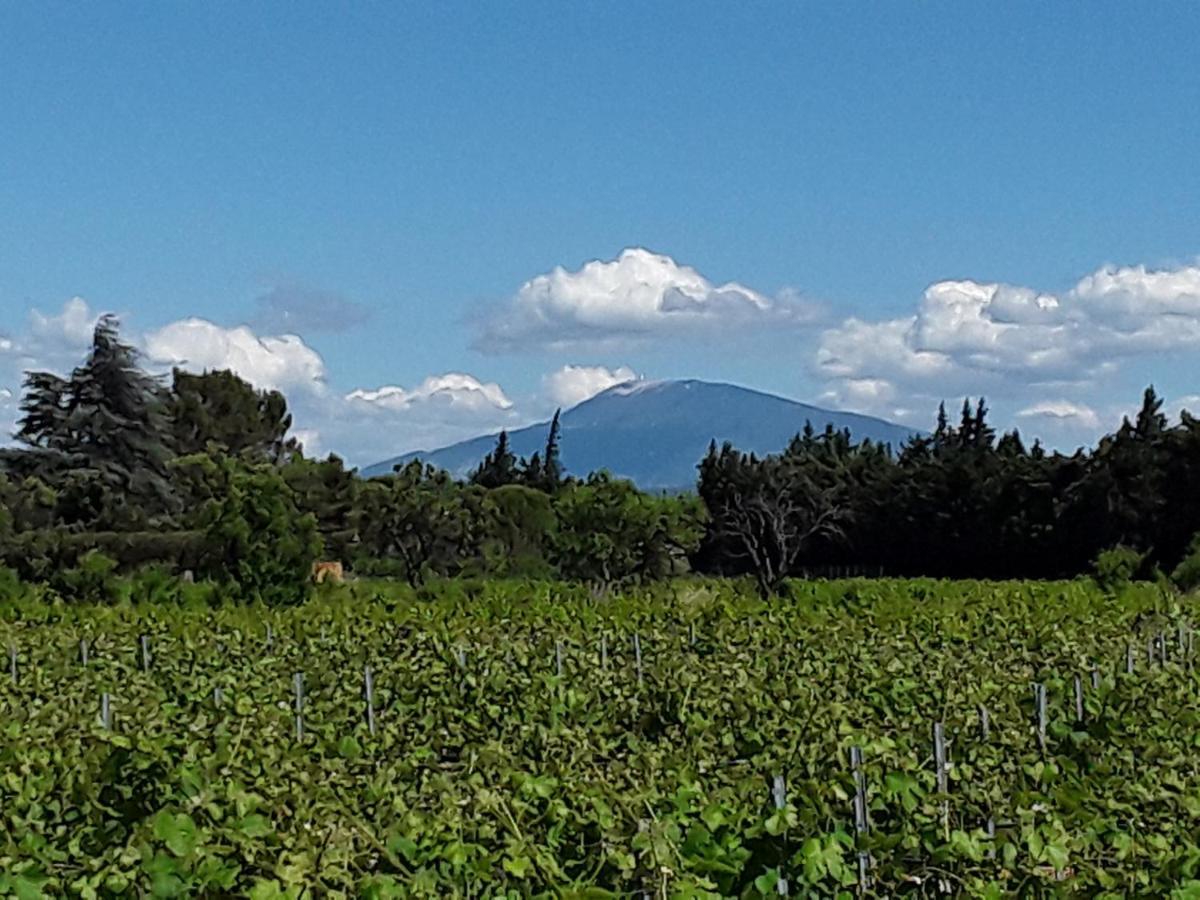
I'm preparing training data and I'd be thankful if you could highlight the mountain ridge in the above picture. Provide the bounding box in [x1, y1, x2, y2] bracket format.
[360, 379, 921, 489]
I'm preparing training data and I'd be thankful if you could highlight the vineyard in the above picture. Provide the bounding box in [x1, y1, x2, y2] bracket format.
[2, 578, 1199, 898]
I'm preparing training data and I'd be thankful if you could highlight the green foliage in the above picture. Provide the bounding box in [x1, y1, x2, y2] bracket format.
[1093, 544, 1146, 590]
[6, 315, 176, 529]
[1173, 533, 1200, 593]
[280, 454, 357, 563]
[55, 550, 124, 604]
[193, 456, 322, 605]
[551, 474, 705, 588]
[355, 462, 484, 585]
[0, 577, 1194, 895]
[482, 484, 556, 577]
[168, 368, 294, 460]
[470, 429, 519, 489]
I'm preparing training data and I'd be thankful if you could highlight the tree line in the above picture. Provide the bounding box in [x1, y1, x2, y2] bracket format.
[1, 317, 1198, 601]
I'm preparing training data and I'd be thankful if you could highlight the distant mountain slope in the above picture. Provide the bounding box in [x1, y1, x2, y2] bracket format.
[360, 379, 921, 489]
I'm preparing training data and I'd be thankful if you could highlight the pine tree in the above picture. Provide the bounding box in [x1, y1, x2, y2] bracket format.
[470, 430, 519, 489]
[12, 315, 175, 523]
[541, 409, 563, 491]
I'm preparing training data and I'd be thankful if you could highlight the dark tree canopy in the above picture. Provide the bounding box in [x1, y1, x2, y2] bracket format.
[169, 368, 294, 460]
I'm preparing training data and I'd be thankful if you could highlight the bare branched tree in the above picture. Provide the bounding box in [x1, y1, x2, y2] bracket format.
[710, 460, 851, 599]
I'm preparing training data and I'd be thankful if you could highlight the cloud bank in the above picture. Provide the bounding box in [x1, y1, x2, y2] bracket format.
[815, 261, 1200, 436]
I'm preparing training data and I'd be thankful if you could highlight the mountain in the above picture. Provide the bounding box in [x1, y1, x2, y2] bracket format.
[360, 379, 922, 489]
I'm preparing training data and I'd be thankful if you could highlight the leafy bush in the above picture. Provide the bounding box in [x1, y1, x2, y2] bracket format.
[1172, 533, 1200, 592]
[55, 550, 124, 604]
[0, 565, 23, 603]
[551, 473, 705, 588]
[194, 456, 322, 606]
[1093, 544, 1145, 590]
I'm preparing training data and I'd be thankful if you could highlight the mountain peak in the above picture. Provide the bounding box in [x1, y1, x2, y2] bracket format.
[361, 378, 921, 488]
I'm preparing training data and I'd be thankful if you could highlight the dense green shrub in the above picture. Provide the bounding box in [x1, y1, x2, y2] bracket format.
[551, 473, 705, 588]
[194, 456, 322, 606]
[1093, 544, 1145, 590]
[1173, 533, 1200, 593]
[54, 550, 124, 604]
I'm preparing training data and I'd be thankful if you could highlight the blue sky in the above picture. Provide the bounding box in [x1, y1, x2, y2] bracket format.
[2, 2, 1199, 463]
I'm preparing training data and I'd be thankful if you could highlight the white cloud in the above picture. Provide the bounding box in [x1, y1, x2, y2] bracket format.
[815, 260, 1200, 425]
[335, 373, 520, 460]
[542, 364, 639, 408]
[1017, 400, 1101, 430]
[143, 318, 328, 394]
[29, 297, 99, 349]
[346, 374, 513, 413]
[290, 428, 322, 457]
[1167, 394, 1200, 423]
[476, 247, 821, 351]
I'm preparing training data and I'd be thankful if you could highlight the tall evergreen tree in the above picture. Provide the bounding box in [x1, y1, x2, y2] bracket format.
[8, 315, 175, 525]
[541, 409, 563, 490]
[470, 430, 519, 489]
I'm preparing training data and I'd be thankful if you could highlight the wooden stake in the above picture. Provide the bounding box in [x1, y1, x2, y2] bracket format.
[100, 692, 112, 730]
[80, 638, 89, 666]
[849, 746, 871, 891]
[1073, 674, 1084, 723]
[140, 635, 151, 672]
[633, 633, 643, 687]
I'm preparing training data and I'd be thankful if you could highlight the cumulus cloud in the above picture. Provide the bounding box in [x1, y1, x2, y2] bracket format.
[1017, 400, 1101, 430]
[542, 364, 639, 408]
[475, 247, 822, 351]
[815, 260, 1200, 429]
[143, 318, 328, 394]
[346, 374, 513, 414]
[251, 284, 371, 334]
[337, 373, 520, 459]
[29, 297, 100, 349]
